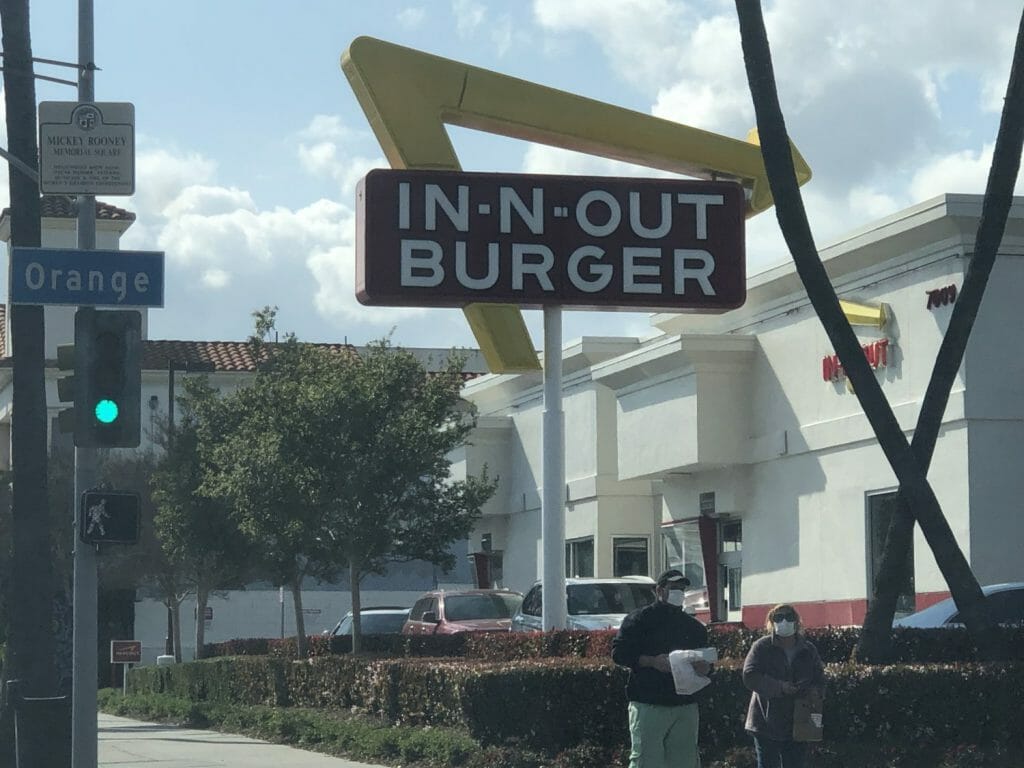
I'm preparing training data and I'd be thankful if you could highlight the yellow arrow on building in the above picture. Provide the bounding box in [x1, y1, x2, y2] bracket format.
[840, 300, 888, 328]
[342, 36, 812, 373]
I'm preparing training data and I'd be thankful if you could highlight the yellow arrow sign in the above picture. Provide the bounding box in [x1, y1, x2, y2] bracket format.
[341, 36, 812, 372]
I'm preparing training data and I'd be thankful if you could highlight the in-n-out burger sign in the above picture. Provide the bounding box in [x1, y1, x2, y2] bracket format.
[356, 169, 746, 311]
[822, 339, 891, 382]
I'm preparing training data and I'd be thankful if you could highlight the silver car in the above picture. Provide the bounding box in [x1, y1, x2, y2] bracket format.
[510, 576, 658, 632]
[892, 582, 1024, 628]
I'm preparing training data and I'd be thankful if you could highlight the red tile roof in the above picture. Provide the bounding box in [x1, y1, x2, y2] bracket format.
[142, 339, 357, 373]
[0, 311, 480, 380]
[0, 195, 136, 222]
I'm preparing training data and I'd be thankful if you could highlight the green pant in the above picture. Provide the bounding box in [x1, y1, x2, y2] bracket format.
[628, 701, 701, 768]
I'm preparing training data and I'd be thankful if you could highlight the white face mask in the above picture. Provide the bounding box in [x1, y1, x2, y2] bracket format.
[667, 590, 686, 608]
[773, 619, 796, 637]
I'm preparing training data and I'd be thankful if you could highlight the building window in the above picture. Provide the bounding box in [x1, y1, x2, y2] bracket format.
[661, 522, 706, 589]
[720, 520, 742, 613]
[565, 538, 594, 578]
[867, 492, 915, 615]
[613, 537, 649, 577]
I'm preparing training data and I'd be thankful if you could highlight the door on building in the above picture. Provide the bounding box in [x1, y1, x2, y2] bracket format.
[867, 492, 916, 616]
[718, 520, 742, 622]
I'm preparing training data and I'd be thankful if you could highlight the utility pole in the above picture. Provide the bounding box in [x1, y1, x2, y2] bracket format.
[0, 0, 60, 766]
[71, 0, 100, 765]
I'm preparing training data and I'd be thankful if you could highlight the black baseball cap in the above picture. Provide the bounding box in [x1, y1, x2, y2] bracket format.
[656, 569, 691, 589]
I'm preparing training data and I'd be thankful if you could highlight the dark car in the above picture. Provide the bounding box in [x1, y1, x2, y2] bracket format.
[325, 606, 410, 637]
[401, 589, 524, 635]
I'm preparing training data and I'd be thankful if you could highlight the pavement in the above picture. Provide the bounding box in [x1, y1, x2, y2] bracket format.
[98, 712, 391, 767]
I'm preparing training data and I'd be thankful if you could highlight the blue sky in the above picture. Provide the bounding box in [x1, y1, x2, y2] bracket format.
[6, 0, 1023, 350]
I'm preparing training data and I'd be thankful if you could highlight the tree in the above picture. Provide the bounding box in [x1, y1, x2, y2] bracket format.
[733, 0, 1024, 658]
[195, 308, 495, 656]
[312, 338, 496, 653]
[151, 382, 255, 659]
[97, 450, 192, 662]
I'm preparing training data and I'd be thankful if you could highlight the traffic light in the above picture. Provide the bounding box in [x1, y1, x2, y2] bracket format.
[64, 307, 142, 448]
[80, 490, 140, 544]
[56, 334, 79, 436]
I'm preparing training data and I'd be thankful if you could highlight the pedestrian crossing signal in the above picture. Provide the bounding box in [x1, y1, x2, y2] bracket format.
[80, 490, 140, 545]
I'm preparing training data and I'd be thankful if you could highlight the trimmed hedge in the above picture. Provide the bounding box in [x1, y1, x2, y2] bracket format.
[127, 653, 1024, 754]
[204, 624, 1024, 665]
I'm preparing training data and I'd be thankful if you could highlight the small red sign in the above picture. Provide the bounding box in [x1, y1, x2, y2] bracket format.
[110, 640, 142, 664]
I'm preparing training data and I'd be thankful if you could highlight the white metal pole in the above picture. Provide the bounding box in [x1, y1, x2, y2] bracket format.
[541, 306, 567, 630]
[72, 1, 98, 766]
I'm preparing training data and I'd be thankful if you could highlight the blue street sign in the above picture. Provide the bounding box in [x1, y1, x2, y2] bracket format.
[10, 247, 164, 307]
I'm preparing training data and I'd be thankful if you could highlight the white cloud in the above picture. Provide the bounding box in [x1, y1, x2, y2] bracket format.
[530, 0, 1024, 264]
[307, 245, 428, 325]
[453, 0, 487, 38]
[908, 144, 1001, 202]
[521, 143, 675, 179]
[296, 115, 383, 198]
[130, 146, 217, 217]
[397, 6, 427, 29]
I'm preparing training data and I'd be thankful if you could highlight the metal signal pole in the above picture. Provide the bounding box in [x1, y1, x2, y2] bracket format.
[71, 0, 99, 765]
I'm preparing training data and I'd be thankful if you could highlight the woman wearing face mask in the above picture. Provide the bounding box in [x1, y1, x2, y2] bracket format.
[742, 604, 825, 768]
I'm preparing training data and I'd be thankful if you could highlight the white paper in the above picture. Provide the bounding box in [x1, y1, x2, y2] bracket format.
[668, 649, 713, 695]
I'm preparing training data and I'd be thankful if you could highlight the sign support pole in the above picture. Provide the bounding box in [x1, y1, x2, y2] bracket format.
[541, 305, 567, 630]
[71, 1, 99, 766]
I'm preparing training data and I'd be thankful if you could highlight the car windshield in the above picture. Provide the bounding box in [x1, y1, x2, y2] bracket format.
[444, 594, 521, 621]
[567, 583, 656, 615]
[336, 612, 407, 635]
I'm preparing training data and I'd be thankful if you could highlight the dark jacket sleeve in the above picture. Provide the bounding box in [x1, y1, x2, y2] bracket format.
[742, 637, 785, 699]
[807, 642, 826, 698]
[611, 611, 643, 670]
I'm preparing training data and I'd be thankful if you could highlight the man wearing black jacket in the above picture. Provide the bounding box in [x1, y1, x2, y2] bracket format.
[612, 569, 711, 768]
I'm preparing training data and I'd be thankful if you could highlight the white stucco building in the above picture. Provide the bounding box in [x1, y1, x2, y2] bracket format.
[453, 193, 1024, 629]
[0, 197, 481, 664]
[3, 192, 1022, 662]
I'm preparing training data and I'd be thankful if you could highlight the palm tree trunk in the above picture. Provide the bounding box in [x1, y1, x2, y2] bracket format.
[734, 0, 1000, 655]
[857, 5, 1024, 661]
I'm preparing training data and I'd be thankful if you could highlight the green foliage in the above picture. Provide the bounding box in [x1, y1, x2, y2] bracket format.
[127, 649, 1024, 763]
[150, 382, 254, 594]
[188, 312, 496, 655]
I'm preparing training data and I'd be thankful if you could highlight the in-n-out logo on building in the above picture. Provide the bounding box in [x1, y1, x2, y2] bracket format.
[822, 339, 891, 383]
[356, 169, 746, 312]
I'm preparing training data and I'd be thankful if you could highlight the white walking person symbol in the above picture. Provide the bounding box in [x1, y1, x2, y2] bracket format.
[86, 498, 109, 537]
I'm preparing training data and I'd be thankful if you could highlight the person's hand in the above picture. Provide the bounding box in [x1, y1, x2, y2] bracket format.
[644, 654, 672, 674]
[780, 681, 799, 695]
[693, 660, 711, 676]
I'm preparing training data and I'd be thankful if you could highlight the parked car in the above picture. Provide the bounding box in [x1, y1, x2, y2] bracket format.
[510, 576, 658, 632]
[401, 589, 524, 635]
[325, 606, 410, 637]
[682, 586, 710, 615]
[892, 582, 1024, 628]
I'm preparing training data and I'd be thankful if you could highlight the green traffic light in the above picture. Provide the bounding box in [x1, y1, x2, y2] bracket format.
[95, 399, 120, 424]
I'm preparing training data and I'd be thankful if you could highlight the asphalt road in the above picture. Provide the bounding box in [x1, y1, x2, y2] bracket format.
[98, 712, 391, 767]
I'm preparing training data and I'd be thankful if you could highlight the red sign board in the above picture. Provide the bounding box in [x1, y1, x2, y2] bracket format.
[110, 639, 142, 664]
[356, 169, 746, 312]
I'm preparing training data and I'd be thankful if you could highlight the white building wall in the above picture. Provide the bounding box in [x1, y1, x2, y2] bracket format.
[460, 194, 1024, 627]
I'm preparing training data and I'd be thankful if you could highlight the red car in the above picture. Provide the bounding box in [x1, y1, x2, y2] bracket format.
[401, 589, 523, 635]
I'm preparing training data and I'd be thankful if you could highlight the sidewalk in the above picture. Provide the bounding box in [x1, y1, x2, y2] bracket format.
[98, 712, 391, 768]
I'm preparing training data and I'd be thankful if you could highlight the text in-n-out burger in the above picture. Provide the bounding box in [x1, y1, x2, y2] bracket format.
[355, 169, 746, 312]
[822, 339, 891, 383]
